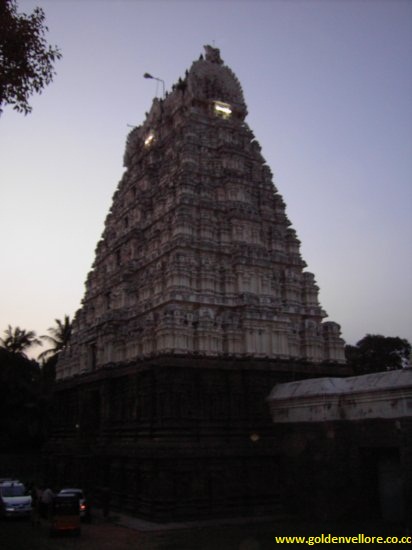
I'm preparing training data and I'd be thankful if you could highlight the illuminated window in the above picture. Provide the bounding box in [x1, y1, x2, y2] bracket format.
[144, 130, 155, 147]
[213, 101, 232, 119]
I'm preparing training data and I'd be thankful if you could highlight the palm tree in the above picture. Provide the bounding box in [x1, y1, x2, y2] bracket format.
[39, 315, 72, 362]
[0, 325, 42, 357]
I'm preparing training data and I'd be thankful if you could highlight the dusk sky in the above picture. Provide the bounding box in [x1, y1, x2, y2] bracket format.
[1, 0, 411, 357]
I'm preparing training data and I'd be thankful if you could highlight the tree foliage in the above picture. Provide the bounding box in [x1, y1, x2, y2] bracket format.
[0, 348, 46, 449]
[0, 324, 42, 356]
[39, 315, 72, 362]
[0, 317, 72, 450]
[0, 0, 62, 115]
[0, 319, 66, 450]
[345, 334, 411, 375]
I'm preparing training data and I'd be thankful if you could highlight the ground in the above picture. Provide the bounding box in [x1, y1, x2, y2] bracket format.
[0, 515, 280, 550]
[0, 513, 408, 549]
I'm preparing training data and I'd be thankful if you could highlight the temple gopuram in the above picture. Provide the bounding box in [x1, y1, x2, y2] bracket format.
[48, 46, 348, 521]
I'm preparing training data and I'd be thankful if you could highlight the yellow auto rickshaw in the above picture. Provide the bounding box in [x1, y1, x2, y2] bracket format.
[50, 494, 81, 536]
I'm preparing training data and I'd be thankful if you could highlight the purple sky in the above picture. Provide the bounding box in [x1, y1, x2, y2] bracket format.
[1, 0, 411, 356]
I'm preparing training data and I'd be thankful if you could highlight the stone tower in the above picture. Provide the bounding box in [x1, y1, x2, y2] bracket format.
[50, 46, 348, 521]
[56, 45, 344, 381]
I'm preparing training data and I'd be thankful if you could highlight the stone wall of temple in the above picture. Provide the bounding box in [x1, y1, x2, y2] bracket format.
[47, 357, 350, 521]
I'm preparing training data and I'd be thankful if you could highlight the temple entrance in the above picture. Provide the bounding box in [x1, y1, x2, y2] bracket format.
[360, 447, 404, 523]
[378, 449, 404, 523]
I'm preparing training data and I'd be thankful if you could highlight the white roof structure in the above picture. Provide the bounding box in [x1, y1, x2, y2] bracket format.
[267, 368, 412, 423]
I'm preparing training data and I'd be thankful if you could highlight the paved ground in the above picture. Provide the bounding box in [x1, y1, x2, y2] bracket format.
[0, 513, 281, 550]
[0, 511, 409, 550]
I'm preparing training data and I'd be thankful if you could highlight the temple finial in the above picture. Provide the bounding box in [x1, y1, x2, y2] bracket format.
[204, 44, 223, 65]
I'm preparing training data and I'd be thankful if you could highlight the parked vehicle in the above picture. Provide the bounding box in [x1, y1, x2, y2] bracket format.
[0, 480, 32, 518]
[57, 488, 90, 522]
[50, 494, 81, 536]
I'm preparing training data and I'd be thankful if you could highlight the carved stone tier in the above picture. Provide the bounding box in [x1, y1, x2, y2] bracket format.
[56, 45, 345, 381]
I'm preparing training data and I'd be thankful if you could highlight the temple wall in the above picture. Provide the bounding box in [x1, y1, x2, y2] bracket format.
[47, 357, 349, 521]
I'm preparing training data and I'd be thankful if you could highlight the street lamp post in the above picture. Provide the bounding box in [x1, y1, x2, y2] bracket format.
[144, 73, 165, 98]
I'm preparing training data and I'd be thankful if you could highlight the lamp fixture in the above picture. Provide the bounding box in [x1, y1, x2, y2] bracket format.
[144, 72, 165, 98]
[213, 100, 232, 119]
[144, 130, 155, 147]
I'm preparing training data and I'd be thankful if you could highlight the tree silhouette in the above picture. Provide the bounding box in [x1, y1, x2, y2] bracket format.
[0, 324, 42, 357]
[0, 347, 49, 449]
[345, 334, 411, 375]
[0, 0, 62, 115]
[39, 315, 72, 362]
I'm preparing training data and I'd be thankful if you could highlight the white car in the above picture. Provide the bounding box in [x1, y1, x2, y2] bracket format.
[0, 481, 32, 518]
[58, 488, 90, 521]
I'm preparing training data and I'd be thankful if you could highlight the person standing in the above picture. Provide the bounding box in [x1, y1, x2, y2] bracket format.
[101, 487, 111, 520]
[41, 487, 54, 519]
